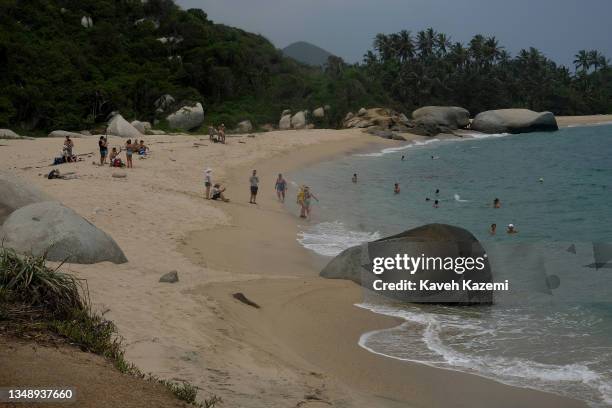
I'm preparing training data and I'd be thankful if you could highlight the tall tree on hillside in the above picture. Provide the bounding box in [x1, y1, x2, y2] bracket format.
[574, 50, 590, 73]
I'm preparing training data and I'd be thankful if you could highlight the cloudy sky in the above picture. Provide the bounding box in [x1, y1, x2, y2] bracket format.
[176, 0, 612, 68]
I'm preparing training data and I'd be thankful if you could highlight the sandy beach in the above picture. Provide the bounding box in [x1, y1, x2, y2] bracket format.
[0, 124, 596, 407]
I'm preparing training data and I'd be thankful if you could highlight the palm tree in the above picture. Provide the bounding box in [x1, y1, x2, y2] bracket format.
[373, 33, 393, 62]
[483, 36, 502, 65]
[588, 50, 601, 71]
[435, 33, 451, 56]
[574, 50, 590, 73]
[396, 29, 414, 62]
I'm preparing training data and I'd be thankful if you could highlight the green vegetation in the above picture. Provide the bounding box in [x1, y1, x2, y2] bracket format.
[0, 248, 220, 407]
[0, 2, 610, 133]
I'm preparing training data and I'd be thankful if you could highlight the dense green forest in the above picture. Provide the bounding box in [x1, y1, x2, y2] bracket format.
[0, 0, 610, 133]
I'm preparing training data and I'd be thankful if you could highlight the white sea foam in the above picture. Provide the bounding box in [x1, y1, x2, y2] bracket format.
[354, 138, 441, 157]
[296, 221, 380, 257]
[355, 302, 612, 407]
[454, 193, 469, 202]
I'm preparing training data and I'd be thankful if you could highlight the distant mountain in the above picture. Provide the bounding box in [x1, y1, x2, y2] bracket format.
[282, 41, 335, 66]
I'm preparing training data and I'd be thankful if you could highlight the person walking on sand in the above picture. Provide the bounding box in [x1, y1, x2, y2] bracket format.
[204, 168, 213, 199]
[98, 136, 108, 165]
[493, 198, 501, 208]
[302, 186, 318, 220]
[275, 173, 287, 202]
[249, 169, 259, 204]
[125, 139, 134, 168]
[352, 173, 358, 183]
[394, 183, 400, 194]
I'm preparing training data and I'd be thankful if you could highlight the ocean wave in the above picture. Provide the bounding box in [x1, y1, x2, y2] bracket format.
[296, 221, 380, 257]
[354, 138, 441, 157]
[356, 302, 612, 407]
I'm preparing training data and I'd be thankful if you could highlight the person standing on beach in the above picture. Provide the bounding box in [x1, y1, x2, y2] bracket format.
[352, 173, 358, 183]
[218, 124, 226, 144]
[394, 183, 400, 194]
[297, 185, 306, 217]
[98, 136, 108, 165]
[249, 169, 259, 204]
[125, 139, 134, 168]
[275, 173, 287, 202]
[204, 168, 213, 199]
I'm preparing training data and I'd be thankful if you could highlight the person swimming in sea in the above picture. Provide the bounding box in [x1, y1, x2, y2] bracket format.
[394, 183, 400, 194]
[435, 189, 440, 195]
[401, 155, 405, 161]
[493, 198, 501, 208]
[433, 199, 439, 208]
[352, 173, 358, 183]
[506, 224, 518, 234]
[490, 223, 497, 235]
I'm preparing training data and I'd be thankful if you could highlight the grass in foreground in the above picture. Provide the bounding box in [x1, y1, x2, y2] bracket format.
[0, 248, 221, 408]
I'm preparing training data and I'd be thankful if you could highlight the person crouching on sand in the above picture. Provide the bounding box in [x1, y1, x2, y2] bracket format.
[394, 183, 400, 194]
[275, 173, 287, 202]
[302, 186, 318, 220]
[211, 183, 229, 202]
[204, 168, 213, 199]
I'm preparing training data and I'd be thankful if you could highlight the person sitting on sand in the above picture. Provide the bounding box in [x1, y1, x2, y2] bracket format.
[98, 136, 108, 165]
[211, 183, 229, 202]
[507, 224, 518, 234]
[137, 140, 149, 156]
[275, 173, 287, 202]
[109, 147, 123, 167]
[302, 186, 318, 219]
[352, 173, 358, 183]
[493, 198, 501, 208]
[490, 223, 497, 235]
[394, 183, 400, 194]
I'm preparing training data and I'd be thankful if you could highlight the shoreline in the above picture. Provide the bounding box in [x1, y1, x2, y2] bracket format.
[0, 125, 598, 407]
[179, 131, 587, 407]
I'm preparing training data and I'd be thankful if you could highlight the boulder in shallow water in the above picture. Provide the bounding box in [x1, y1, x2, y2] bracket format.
[471, 109, 558, 134]
[1, 201, 127, 264]
[320, 223, 493, 305]
[107, 114, 143, 139]
[166, 103, 204, 131]
[0, 172, 53, 224]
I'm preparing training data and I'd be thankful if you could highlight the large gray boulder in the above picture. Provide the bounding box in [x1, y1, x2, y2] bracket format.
[0, 172, 53, 224]
[107, 114, 143, 139]
[166, 103, 204, 131]
[412, 106, 470, 130]
[47, 130, 84, 138]
[279, 114, 292, 130]
[321, 224, 493, 305]
[154, 94, 175, 112]
[0, 129, 33, 140]
[1, 202, 127, 264]
[130, 121, 151, 134]
[290, 111, 307, 129]
[313, 107, 325, 118]
[235, 120, 253, 133]
[471, 109, 558, 134]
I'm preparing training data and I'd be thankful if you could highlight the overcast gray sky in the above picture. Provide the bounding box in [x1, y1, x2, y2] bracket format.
[176, 0, 612, 68]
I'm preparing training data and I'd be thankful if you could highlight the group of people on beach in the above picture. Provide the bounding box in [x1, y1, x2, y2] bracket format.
[97, 136, 148, 168]
[203, 167, 319, 219]
[208, 124, 226, 144]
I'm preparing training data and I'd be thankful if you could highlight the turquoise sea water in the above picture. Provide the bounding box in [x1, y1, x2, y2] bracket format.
[289, 125, 612, 406]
